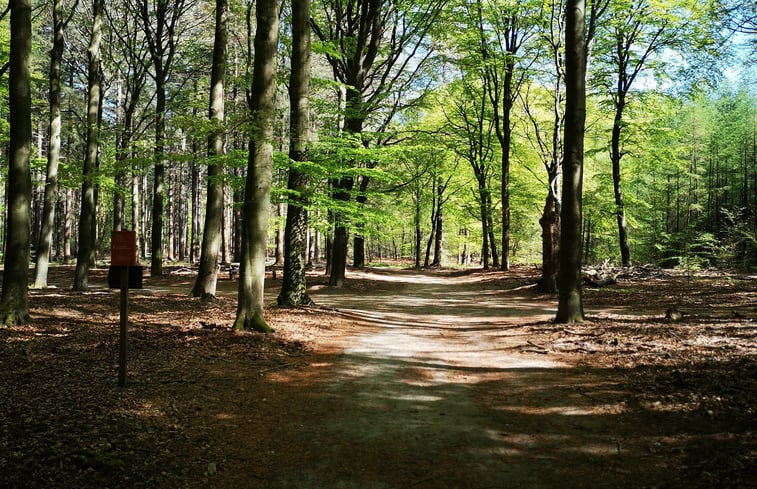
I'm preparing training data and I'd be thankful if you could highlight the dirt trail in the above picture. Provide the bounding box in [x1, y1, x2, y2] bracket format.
[207, 269, 681, 489]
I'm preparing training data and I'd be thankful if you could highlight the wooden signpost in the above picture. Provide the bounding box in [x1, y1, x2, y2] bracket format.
[112, 231, 138, 387]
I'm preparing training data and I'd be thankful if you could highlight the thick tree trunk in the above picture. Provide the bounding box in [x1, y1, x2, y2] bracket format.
[278, 0, 312, 306]
[1, 0, 32, 325]
[33, 0, 64, 289]
[234, 0, 278, 332]
[192, 0, 227, 300]
[353, 234, 366, 268]
[73, 0, 103, 291]
[611, 94, 631, 266]
[556, 0, 586, 323]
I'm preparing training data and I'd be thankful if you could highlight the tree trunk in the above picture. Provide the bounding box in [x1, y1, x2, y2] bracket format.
[190, 138, 201, 263]
[63, 188, 73, 262]
[352, 176, 371, 268]
[488, 192, 499, 268]
[329, 176, 353, 287]
[234, 0, 278, 332]
[353, 234, 366, 268]
[232, 167, 242, 261]
[274, 202, 285, 265]
[32, 0, 64, 289]
[1, 0, 32, 325]
[150, 79, 166, 276]
[424, 180, 437, 268]
[313, 226, 321, 264]
[611, 92, 631, 266]
[539, 188, 560, 293]
[431, 183, 443, 267]
[414, 197, 422, 269]
[192, 0, 227, 300]
[556, 0, 586, 323]
[278, 0, 312, 306]
[479, 188, 490, 269]
[500, 77, 513, 272]
[73, 0, 103, 291]
[113, 76, 126, 233]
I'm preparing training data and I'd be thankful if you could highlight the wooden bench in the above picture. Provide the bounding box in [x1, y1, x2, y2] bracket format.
[224, 262, 240, 279]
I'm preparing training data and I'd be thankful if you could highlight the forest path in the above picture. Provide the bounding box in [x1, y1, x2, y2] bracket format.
[207, 268, 665, 489]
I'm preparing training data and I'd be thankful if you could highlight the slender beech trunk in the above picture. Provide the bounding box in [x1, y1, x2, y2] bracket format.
[113, 77, 126, 232]
[414, 194, 422, 269]
[151, 74, 166, 276]
[499, 68, 514, 271]
[274, 202, 285, 265]
[139, 0, 187, 276]
[611, 91, 631, 266]
[190, 137, 201, 263]
[488, 192, 499, 268]
[234, 0, 278, 332]
[353, 175, 371, 268]
[1, 0, 32, 325]
[63, 188, 73, 261]
[431, 182, 444, 267]
[556, 0, 586, 323]
[423, 183, 437, 268]
[192, 0, 227, 300]
[32, 0, 64, 289]
[329, 176, 353, 286]
[73, 0, 103, 291]
[479, 187, 490, 269]
[278, 0, 312, 306]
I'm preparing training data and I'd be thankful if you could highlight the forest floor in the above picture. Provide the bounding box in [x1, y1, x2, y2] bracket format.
[1, 264, 756, 488]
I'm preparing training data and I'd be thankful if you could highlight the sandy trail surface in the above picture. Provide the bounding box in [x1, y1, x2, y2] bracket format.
[210, 269, 675, 489]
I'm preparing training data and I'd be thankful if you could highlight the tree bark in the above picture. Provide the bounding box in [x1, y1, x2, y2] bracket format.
[431, 181, 444, 267]
[139, 0, 189, 277]
[479, 186, 490, 269]
[539, 189, 560, 293]
[32, 0, 65, 289]
[192, 0, 227, 300]
[414, 195, 422, 269]
[556, 0, 586, 323]
[73, 0, 104, 291]
[1, 0, 32, 325]
[329, 176, 353, 287]
[234, 0, 278, 332]
[487, 192, 499, 268]
[277, 0, 312, 306]
[611, 92, 631, 266]
[353, 176, 371, 268]
[274, 202, 285, 265]
[150, 77, 166, 276]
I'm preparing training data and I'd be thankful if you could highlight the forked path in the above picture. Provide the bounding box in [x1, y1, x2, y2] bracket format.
[217, 270, 671, 488]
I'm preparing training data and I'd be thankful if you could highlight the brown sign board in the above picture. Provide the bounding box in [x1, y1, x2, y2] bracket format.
[111, 231, 138, 266]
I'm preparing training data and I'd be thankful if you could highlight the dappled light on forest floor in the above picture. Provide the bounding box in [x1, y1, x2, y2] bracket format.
[1, 265, 755, 488]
